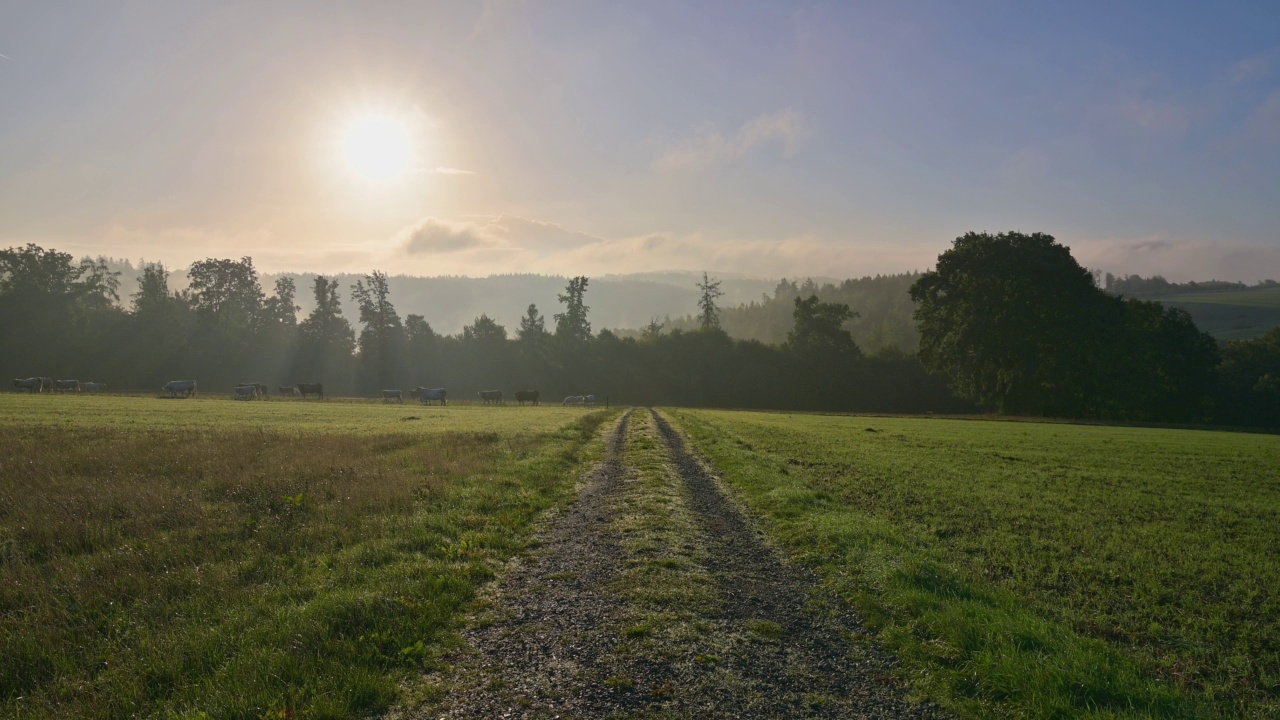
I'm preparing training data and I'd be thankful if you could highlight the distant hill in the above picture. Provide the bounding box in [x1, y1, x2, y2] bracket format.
[1100, 273, 1280, 341]
[1146, 286, 1280, 341]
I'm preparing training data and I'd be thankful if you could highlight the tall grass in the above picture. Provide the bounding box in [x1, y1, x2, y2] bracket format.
[0, 410, 614, 719]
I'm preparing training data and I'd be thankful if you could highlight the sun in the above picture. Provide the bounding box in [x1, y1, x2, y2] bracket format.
[340, 113, 412, 181]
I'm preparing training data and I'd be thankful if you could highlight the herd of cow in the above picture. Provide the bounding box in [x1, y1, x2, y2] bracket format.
[10, 377, 106, 393]
[14, 376, 595, 406]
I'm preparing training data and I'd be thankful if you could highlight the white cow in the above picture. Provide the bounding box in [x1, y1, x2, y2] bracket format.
[562, 395, 585, 406]
[414, 387, 447, 405]
[162, 380, 197, 398]
[54, 379, 80, 393]
[11, 377, 42, 393]
[234, 384, 259, 400]
[381, 389, 404, 404]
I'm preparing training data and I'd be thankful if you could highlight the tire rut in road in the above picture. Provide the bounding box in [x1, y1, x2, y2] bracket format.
[649, 408, 941, 719]
[416, 409, 642, 719]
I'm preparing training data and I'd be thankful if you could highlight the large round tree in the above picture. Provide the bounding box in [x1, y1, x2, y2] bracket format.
[909, 231, 1122, 416]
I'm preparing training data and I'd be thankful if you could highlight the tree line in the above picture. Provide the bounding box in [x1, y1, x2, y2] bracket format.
[1101, 272, 1278, 297]
[0, 243, 965, 413]
[3, 239, 1277, 426]
[648, 272, 922, 353]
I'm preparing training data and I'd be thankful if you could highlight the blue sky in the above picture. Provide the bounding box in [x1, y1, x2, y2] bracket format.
[1, 1, 1277, 280]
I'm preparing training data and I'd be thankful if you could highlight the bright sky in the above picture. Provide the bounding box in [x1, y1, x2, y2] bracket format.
[1, 1, 1278, 281]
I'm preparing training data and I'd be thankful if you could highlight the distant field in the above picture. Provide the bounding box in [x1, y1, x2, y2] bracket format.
[1142, 286, 1280, 340]
[1156, 285, 1280, 309]
[0, 392, 598, 434]
[0, 394, 616, 719]
[671, 409, 1280, 717]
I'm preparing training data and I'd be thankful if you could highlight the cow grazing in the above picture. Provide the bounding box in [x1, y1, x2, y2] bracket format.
[381, 389, 404, 404]
[234, 384, 260, 400]
[238, 382, 267, 397]
[81, 382, 106, 393]
[296, 382, 323, 399]
[11, 377, 42, 393]
[563, 395, 585, 406]
[414, 387, 447, 406]
[478, 389, 503, 405]
[162, 380, 197, 398]
[514, 389, 539, 406]
[54, 379, 81, 393]
[279, 386, 299, 397]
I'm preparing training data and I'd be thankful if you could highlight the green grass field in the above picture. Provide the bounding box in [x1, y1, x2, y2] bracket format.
[5, 395, 1277, 718]
[1157, 286, 1280, 309]
[670, 409, 1280, 718]
[0, 394, 617, 719]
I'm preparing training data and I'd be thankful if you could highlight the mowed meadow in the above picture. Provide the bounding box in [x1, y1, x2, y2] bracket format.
[0, 394, 617, 719]
[671, 409, 1280, 717]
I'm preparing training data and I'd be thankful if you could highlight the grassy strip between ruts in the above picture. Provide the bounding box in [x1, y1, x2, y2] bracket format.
[667, 409, 1280, 718]
[0, 398, 618, 719]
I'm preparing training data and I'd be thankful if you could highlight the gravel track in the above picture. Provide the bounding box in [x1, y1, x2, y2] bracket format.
[408, 409, 942, 719]
[649, 409, 940, 718]
[421, 409, 639, 719]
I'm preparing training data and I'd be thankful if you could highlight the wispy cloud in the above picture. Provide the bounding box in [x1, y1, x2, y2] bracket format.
[0, 53, 12, 61]
[1225, 51, 1274, 87]
[1245, 89, 1280, 146]
[654, 109, 810, 171]
[469, 0, 526, 40]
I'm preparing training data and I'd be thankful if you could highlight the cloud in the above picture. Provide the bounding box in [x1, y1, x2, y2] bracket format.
[391, 214, 933, 278]
[469, 0, 526, 40]
[1225, 52, 1273, 87]
[398, 218, 493, 254]
[654, 108, 810, 171]
[427, 166, 477, 175]
[397, 214, 606, 258]
[46, 224, 397, 275]
[1245, 89, 1280, 146]
[391, 214, 1280, 284]
[1118, 96, 1191, 137]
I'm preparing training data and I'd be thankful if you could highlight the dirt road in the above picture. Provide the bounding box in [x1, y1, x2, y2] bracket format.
[406, 409, 940, 718]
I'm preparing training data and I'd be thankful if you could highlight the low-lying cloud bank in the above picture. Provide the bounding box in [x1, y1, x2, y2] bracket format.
[394, 214, 931, 278]
[1070, 235, 1280, 284]
[395, 216, 1280, 283]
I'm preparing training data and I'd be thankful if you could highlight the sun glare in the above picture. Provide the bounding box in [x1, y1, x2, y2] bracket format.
[340, 113, 412, 181]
